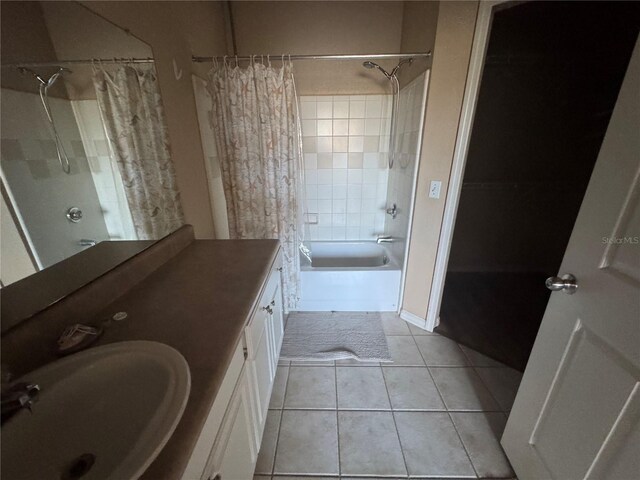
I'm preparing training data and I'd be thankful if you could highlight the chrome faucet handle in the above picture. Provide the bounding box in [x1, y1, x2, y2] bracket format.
[1, 382, 40, 418]
[376, 235, 393, 243]
[386, 203, 398, 219]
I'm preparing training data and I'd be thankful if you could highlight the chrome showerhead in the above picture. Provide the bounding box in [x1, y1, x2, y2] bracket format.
[362, 61, 392, 79]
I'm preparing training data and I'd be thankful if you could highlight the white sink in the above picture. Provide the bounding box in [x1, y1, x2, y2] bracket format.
[2, 341, 191, 480]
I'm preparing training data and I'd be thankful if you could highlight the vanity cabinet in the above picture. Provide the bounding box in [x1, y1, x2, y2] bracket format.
[182, 252, 284, 480]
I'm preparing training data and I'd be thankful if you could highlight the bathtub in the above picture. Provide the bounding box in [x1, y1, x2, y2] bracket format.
[297, 241, 402, 311]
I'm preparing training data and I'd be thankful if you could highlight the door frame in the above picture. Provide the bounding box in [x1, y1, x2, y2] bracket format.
[426, 0, 508, 330]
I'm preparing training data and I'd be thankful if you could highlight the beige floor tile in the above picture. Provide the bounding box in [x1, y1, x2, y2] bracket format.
[338, 411, 407, 476]
[414, 335, 470, 366]
[430, 367, 501, 411]
[255, 410, 282, 474]
[386, 335, 425, 366]
[273, 410, 339, 475]
[383, 366, 445, 410]
[395, 412, 475, 477]
[336, 366, 390, 409]
[269, 366, 289, 409]
[451, 411, 515, 478]
[284, 366, 336, 409]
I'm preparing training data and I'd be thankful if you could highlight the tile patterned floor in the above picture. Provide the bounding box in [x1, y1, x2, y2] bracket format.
[254, 313, 521, 479]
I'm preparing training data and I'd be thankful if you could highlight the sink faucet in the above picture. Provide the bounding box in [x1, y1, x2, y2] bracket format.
[1, 382, 40, 422]
[377, 235, 393, 244]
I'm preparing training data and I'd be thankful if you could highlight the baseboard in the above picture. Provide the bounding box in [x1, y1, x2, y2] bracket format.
[400, 309, 427, 330]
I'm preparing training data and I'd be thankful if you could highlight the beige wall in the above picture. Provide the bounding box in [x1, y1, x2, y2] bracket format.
[398, 0, 439, 87]
[81, 1, 229, 239]
[230, 1, 405, 95]
[41, 1, 153, 100]
[0, 1, 65, 97]
[402, 1, 479, 318]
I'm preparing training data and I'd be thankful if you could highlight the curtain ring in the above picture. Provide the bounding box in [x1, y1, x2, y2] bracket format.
[267, 54, 271, 67]
[234, 55, 238, 68]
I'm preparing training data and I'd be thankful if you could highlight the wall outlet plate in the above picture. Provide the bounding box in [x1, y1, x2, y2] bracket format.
[429, 180, 442, 199]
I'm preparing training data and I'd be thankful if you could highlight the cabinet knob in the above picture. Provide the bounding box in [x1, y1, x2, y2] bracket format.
[270, 300, 276, 307]
[276, 267, 283, 272]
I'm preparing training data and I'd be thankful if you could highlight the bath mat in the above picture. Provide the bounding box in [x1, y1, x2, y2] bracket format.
[279, 312, 392, 362]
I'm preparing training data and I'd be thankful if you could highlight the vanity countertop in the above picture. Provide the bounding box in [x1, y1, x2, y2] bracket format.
[91, 239, 280, 479]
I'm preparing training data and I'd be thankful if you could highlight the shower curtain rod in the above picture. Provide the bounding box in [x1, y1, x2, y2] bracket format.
[192, 52, 431, 63]
[3, 57, 155, 69]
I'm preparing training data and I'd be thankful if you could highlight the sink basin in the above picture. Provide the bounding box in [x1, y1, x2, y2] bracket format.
[2, 341, 191, 480]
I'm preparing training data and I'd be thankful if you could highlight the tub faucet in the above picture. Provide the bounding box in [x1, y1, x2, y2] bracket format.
[377, 235, 393, 244]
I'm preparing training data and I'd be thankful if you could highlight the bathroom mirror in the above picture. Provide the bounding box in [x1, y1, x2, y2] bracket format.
[0, 1, 179, 287]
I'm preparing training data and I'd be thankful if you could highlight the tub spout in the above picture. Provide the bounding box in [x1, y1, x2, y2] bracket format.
[377, 235, 393, 244]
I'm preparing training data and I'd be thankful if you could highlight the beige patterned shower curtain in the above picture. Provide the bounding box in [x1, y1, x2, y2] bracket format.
[207, 60, 302, 311]
[93, 65, 185, 240]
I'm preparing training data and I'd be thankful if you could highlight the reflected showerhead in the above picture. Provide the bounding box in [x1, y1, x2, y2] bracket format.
[18, 66, 70, 87]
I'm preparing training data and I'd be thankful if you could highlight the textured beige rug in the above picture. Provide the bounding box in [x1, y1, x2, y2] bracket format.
[280, 311, 392, 362]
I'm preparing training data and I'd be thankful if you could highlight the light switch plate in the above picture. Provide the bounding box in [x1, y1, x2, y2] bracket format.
[429, 180, 442, 199]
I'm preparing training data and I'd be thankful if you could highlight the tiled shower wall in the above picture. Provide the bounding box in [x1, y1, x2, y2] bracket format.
[384, 73, 427, 264]
[300, 95, 392, 240]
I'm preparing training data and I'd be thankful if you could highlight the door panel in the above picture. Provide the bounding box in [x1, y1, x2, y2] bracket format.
[502, 35, 640, 479]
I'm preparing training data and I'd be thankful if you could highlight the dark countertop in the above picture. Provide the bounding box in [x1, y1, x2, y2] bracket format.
[90, 239, 280, 479]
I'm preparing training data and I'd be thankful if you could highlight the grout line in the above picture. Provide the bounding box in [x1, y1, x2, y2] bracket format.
[269, 363, 291, 476]
[334, 355, 341, 476]
[380, 363, 411, 479]
[416, 329, 480, 479]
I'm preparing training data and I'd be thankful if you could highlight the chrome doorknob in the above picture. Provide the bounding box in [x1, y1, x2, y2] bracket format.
[545, 274, 578, 294]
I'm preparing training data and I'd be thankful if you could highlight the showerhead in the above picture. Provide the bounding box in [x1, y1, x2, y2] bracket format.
[362, 61, 392, 79]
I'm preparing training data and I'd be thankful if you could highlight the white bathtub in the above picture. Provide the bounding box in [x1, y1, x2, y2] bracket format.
[297, 241, 402, 311]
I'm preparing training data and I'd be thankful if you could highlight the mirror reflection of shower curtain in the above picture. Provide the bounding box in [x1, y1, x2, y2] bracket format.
[207, 59, 302, 312]
[92, 65, 185, 240]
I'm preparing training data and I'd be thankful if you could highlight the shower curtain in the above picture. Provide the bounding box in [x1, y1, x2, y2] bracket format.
[207, 59, 303, 311]
[92, 64, 185, 240]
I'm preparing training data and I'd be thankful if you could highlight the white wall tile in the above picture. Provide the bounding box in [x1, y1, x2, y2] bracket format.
[333, 169, 348, 185]
[317, 137, 332, 153]
[303, 137, 317, 153]
[333, 185, 347, 200]
[317, 102, 333, 119]
[304, 153, 317, 169]
[317, 169, 333, 185]
[318, 199, 332, 213]
[318, 153, 333, 169]
[333, 153, 348, 169]
[317, 119, 333, 136]
[333, 119, 349, 136]
[365, 118, 381, 136]
[349, 101, 366, 118]
[302, 120, 316, 136]
[334, 101, 349, 118]
[301, 102, 316, 119]
[317, 184, 333, 199]
[348, 169, 363, 184]
[349, 119, 364, 135]
[333, 136, 348, 152]
[349, 136, 364, 153]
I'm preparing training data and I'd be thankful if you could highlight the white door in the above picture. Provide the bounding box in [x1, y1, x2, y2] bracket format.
[501, 36, 640, 479]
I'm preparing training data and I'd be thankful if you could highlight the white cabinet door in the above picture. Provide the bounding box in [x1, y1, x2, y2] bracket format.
[502, 36, 640, 479]
[205, 367, 256, 480]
